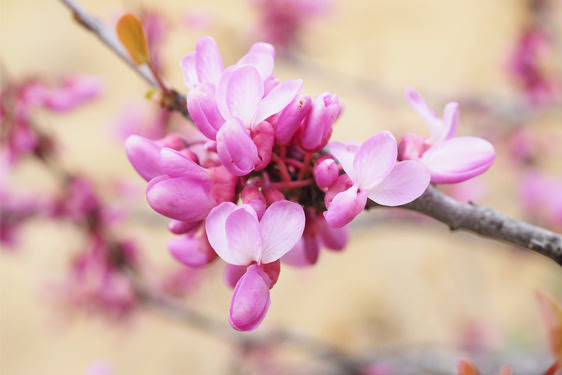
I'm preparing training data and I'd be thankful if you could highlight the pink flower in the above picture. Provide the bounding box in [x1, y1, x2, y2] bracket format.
[399, 88, 495, 184]
[324, 131, 430, 227]
[299, 92, 342, 152]
[168, 231, 217, 267]
[206, 200, 305, 330]
[41, 74, 103, 111]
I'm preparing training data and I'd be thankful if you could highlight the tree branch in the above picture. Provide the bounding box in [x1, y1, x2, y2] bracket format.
[370, 186, 562, 265]
[58, 0, 562, 266]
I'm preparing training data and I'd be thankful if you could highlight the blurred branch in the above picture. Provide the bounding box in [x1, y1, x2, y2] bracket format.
[58, 0, 562, 266]
[58, 0, 190, 119]
[135, 284, 362, 374]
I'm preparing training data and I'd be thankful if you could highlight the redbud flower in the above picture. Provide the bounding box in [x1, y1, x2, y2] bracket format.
[400, 88, 495, 184]
[313, 155, 339, 189]
[325, 131, 430, 227]
[168, 231, 217, 267]
[274, 93, 311, 145]
[299, 92, 342, 152]
[41, 74, 103, 111]
[206, 200, 304, 331]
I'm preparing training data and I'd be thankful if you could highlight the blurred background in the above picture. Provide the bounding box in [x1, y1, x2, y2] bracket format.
[1, 0, 562, 374]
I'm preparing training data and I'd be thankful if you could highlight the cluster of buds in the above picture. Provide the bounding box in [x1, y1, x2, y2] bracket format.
[1, 74, 102, 165]
[247, 0, 332, 51]
[126, 36, 496, 331]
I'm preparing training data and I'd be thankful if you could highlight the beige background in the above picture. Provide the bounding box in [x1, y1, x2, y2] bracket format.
[1, 0, 561, 374]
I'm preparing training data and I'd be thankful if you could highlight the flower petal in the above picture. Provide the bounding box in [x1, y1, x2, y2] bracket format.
[125, 135, 162, 181]
[259, 200, 306, 264]
[195, 36, 224, 86]
[328, 141, 358, 178]
[352, 131, 397, 190]
[160, 148, 209, 179]
[223, 65, 263, 125]
[168, 233, 216, 267]
[236, 42, 275, 81]
[180, 52, 197, 89]
[405, 87, 445, 144]
[225, 207, 263, 265]
[421, 137, 496, 184]
[206, 202, 239, 263]
[323, 185, 367, 228]
[229, 264, 271, 331]
[367, 160, 429, 206]
[254, 79, 303, 124]
[216, 118, 259, 176]
[442, 101, 459, 140]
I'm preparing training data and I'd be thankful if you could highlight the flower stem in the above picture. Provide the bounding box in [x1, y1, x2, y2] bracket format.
[272, 179, 313, 189]
[271, 153, 292, 182]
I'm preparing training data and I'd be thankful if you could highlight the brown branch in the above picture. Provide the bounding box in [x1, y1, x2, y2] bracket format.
[368, 186, 562, 265]
[58, 0, 562, 266]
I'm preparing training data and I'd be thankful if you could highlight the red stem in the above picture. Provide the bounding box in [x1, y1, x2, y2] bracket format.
[298, 152, 313, 180]
[271, 153, 292, 182]
[284, 158, 304, 169]
[148, 62, 169, 94]
[272, 179, 313, 189]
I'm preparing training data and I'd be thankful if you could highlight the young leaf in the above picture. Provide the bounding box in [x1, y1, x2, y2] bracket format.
[536, 290, 562, 361]
[116, 14, 149, 65]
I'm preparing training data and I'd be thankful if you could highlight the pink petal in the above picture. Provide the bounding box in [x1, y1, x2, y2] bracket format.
[275, 93, 311, 145]
[224, 264, 247, 289]
[146, 176, 216, 221]
[216, 118, 259, 176]
[236, 42, 275, 81]
[214, 66, 235, 120]
[160, 148, 209, 180]
[223, 65, 263, 125]
[442, 101, 459, 140]
[323, 185, 367, 228]
[224, 207, 263, 265]
[259, 200, 306, 264]
[168, 219, 201, 234]
[421, 137, 496, 184]
[206, 202, 239, 263]
[254, 79, 303, 124]
[180, 52, 197, 89]
[281, 237, 319, 267]
[229, 264, 271, 331]
[404, 87, 445, 143]
[328, 141, 359, 178]
[316, 217, 349, 251]
[367, 160, 430, 206]
[125, 135, 162, 181]
[195, 36, 224, 86]
[353, 131, 397, 190]
[168, 233, 216, 267]
[186, 83, 224, 140]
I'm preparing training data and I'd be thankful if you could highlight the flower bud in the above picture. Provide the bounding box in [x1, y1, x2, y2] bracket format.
[125, 135, 162, 181]
[282, 225, 320, 267]
[155, 133, 186, 151]
[241, 185, 267, 219]
[275, 94, 311, 145]
[316, 216, 348, 251]
[168, 219, 201, 234]
[216, 118, 259, 176]
[251, 121, 275, 170]
[262, 185, 284, 205]
[299, 93, 342, 152]
[313, 155, 339, 189]
[229, 264, 271, 331]
[168, 232, 217, 267]
[146, 175, 216, 222]
[186, 83, 224, 140]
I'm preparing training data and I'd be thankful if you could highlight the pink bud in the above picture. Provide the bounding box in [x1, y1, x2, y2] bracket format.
[262, 185, 285, 205]
[186, 83, 224, 140]
[146, 175, 216, 222]
[229, 264, 271, 331]
[241, 185, 267, 219]
[299, 93, 342, 152]
[209, 166, 237, 204]
[224, 264, 247, 289]
[178, 148, 199, 164]
[316, 216, 348, 251]
[168, 232, 217, 267]
[282, 220, 320, 267]
[313, 155, 339, 188]
[397, 133, 428, 161]
[125, 135, 163, 181]
[168, 219, 201, 234]
[275, 94, 311, 145]
[155, 133, 186, 151]
[324, 174, 353, 208]
[216, 118, 259, 176]
[251, 121, 275, 170]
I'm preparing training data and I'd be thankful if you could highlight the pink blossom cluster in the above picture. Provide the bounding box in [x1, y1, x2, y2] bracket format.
[125, 37, 496, 331]
[1, 74, 102, 165]
[507, 28, 559, 106]
[248, 0, 332, 51]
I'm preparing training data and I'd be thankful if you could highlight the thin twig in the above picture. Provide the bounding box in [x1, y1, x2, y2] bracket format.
[58, 0, 562, 266]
